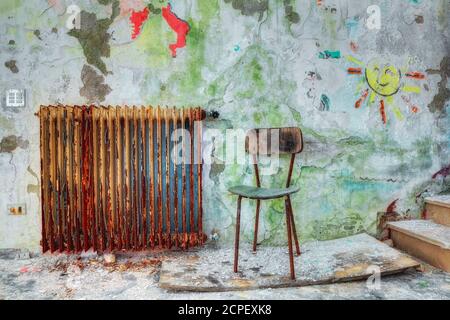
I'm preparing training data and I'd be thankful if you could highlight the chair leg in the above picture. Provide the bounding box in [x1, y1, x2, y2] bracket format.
[234, 196, 242, 273]
[285, 198, 296, 280]
[287, 196, 300, 256]
[253, 200, 261, 252]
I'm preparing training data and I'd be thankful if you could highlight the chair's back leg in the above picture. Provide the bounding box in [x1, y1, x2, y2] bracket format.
[253, 199, 261, 252]
[285, 198, 296, 280]
[234, 196, 243, 273]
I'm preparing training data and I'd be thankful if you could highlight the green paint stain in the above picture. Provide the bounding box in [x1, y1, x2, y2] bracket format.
[0, 0, 22, 15]
[248, 58, 265, 89]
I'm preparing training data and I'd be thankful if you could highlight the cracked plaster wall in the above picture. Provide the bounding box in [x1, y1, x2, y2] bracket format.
[0, 0, 449, 250]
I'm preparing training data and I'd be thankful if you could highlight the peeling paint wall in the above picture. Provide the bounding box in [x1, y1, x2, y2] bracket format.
[0, 0, 449, 250]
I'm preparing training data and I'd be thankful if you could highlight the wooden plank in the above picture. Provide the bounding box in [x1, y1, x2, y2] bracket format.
[159, 234, 420, 292]
[425, 202, 450, 227]
[388, 220, 450, 249]
[391, 229, 450, 272]
[425, 195, 450, 209]
[246, 127, 303, 155]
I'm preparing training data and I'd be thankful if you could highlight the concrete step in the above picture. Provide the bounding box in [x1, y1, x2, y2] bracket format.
[425, 195, 450, 227]
[388, 220, 450, 272]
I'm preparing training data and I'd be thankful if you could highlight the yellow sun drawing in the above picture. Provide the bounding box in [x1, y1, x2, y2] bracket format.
[346, 56, 425, 124]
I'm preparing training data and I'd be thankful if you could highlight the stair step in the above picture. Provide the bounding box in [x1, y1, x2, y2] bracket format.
[425, 195, 450, 208]
[388, 220, 450, 272]
[425, 195, 450, 227]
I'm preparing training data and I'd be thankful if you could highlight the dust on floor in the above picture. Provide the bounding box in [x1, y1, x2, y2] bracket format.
[1, 247, 450, 300]
[159, 234, 420, 291]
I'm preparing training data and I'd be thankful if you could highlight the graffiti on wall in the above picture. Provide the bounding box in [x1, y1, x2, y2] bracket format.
[346, 56, 425, 124]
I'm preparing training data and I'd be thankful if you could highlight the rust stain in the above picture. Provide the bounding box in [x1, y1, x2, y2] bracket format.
[334, 263, 371, 279]
[38, 105, 205, 253]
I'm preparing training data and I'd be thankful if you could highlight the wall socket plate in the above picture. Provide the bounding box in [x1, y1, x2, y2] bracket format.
[7, 203, 26, 215]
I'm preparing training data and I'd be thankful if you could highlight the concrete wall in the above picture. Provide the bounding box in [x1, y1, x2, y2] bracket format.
[0, 0, 449, 250]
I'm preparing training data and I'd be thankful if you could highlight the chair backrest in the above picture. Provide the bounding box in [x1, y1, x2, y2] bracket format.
[244, 127, 303, 188]
[245, 127, 303, 155]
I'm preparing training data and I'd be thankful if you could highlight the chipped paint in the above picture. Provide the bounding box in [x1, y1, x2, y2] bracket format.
[0, 135, 28, 153]
[4, 60, 18, 73]
[79, 65, 112, 103]
[0, 0, 449, 250]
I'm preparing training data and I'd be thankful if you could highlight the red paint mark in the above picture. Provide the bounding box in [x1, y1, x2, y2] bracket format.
[402, 95, 420, 114]
[162, 4, 190, 57]
[348, 67, 362, 74]
[432, 164, 450, 179]
[130, 7, 150, 40]
[386, 199, 399, 214]
[406, 72, 425, 80]
[380, 100, 386, 124]
[350, 41, 358, 53]
[355, 89, 369, 109]
[421, 209, 427, 220]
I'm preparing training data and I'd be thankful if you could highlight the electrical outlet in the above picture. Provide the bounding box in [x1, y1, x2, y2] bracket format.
[7, 203, 26, 215]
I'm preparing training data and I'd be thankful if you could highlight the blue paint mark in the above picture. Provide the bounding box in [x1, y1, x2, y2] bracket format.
[318, 50, 341, 59]
[345, 17, 359, 38]
[320, 94, 331, 111]
[233, 45, 240, 52]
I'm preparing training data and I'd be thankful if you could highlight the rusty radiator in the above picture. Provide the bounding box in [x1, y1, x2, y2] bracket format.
[39, 105, 205, 253]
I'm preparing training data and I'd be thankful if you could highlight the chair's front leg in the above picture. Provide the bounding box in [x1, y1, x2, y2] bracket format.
[234, 196, 243, 273]
[285, 197, 296, 280]
[287, 196, 301, 256]
[253, 200, 261, 252]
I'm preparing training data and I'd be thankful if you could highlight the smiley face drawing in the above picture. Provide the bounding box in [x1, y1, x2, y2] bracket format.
[346, 56, 425, 125]
[365, 59, 401, 97]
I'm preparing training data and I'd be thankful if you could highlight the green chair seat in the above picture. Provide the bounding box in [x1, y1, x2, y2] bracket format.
[228, 185, 300, 200]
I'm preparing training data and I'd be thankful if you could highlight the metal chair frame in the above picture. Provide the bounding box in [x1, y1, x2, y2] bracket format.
[231, 127, 303, 280]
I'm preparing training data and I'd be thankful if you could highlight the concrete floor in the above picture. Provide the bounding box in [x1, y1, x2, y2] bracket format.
[1, 247, 450, 300]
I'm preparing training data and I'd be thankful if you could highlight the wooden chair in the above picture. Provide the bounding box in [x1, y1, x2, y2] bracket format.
[228, 127, 303, 280]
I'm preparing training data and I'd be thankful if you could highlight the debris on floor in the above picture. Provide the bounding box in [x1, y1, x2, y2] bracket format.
[0, 240, 449, 300]
[159, 233, 420, 292]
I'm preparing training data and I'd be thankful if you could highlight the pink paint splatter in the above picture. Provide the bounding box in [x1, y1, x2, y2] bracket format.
[130, 7, 150, 39]
[162, 4, 190, 57]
